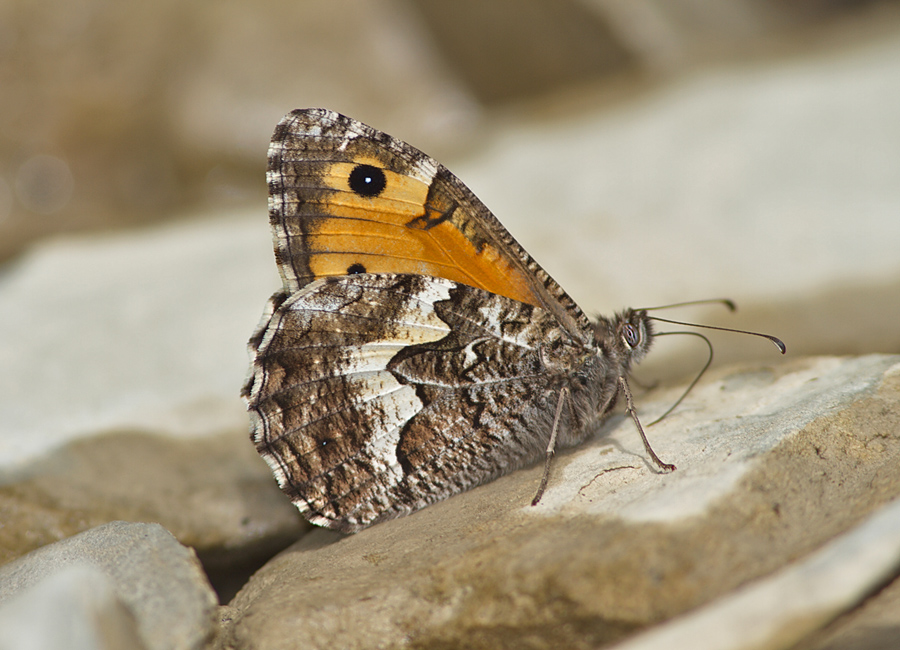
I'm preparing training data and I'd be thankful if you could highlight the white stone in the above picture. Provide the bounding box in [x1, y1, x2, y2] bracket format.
[533, 355, 900, 523]
[454, 33, 900, 314]
[0, 214, 275, 472]
[0, 565, 145, 650]
[613, 495, 900, 650]
[0, 522, 218, 650]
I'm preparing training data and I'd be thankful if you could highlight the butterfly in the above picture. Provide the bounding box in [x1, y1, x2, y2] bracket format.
[243, 108, 677, 533]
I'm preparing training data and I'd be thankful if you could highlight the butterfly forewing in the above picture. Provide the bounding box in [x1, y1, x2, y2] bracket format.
[267, 108, 591, 337]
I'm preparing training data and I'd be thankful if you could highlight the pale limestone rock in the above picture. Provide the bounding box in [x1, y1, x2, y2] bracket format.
[615, 496, 900, 650]
[220, 355, 900, 650]
[0, 215, 305, 572]
[0, 522, 218, 650]
[0, 565, 146, 650]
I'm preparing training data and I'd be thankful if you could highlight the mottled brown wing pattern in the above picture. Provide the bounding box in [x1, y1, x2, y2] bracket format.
[267, 108, 592, 337]
[244, 273, 599, 532]
[245, 108, 668, 532]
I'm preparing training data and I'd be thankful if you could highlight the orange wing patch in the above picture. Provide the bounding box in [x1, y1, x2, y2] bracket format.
[268, 109, 593, 334]
[301, 159, 545, 308]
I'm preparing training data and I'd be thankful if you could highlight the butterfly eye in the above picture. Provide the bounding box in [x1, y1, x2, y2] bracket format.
[623, 323, 640, 348]
[348, 164, 387, 197]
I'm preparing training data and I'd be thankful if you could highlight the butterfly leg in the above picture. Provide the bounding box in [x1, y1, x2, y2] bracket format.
[618, 376, 676, 473]
[531, 386, 571, 506]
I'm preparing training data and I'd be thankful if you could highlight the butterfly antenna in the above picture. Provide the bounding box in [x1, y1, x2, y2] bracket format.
[648, 315, 786, 354]
[640, 298, 736, 312]
[642, 306, 786, 426]
[645, 331, 713, 426]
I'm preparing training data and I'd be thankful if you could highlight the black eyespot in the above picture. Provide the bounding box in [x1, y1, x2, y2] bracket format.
[623, 323, 640, 348]
[348, 164, 386, 197]
[347, 263, 366, 274]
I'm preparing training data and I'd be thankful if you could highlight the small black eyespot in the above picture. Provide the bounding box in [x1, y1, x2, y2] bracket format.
[348, 164, 386, 197]
[347, 263, 366, 274]
[623, 323, 640, 348]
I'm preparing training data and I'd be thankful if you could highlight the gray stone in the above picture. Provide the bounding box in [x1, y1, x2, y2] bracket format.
[0, 429, 308, 590]
[0, 565, 145, 650]
[615, 495, 900, 650]
[0, 216, 306, 570]
[220, 355, 900, 650]
[0, 522, 219, 650]
[0, 216, 272, 467]
[795, 570, 900, 650]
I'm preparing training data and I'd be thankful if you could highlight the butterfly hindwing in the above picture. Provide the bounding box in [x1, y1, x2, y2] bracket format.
[246, 273, 597, 532]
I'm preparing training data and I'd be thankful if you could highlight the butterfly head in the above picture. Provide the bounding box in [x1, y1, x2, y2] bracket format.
[593, 309, 654, 371]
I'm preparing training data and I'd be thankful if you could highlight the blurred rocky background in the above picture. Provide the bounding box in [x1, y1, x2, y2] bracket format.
[2, 0, 897, 261]
[2, 2, 900, 649]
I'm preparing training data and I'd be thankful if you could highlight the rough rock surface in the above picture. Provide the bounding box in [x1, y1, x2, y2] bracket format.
[0, 521, 219, 650]
[617, 496, 900, 650]
[219, 355, 900, 650]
